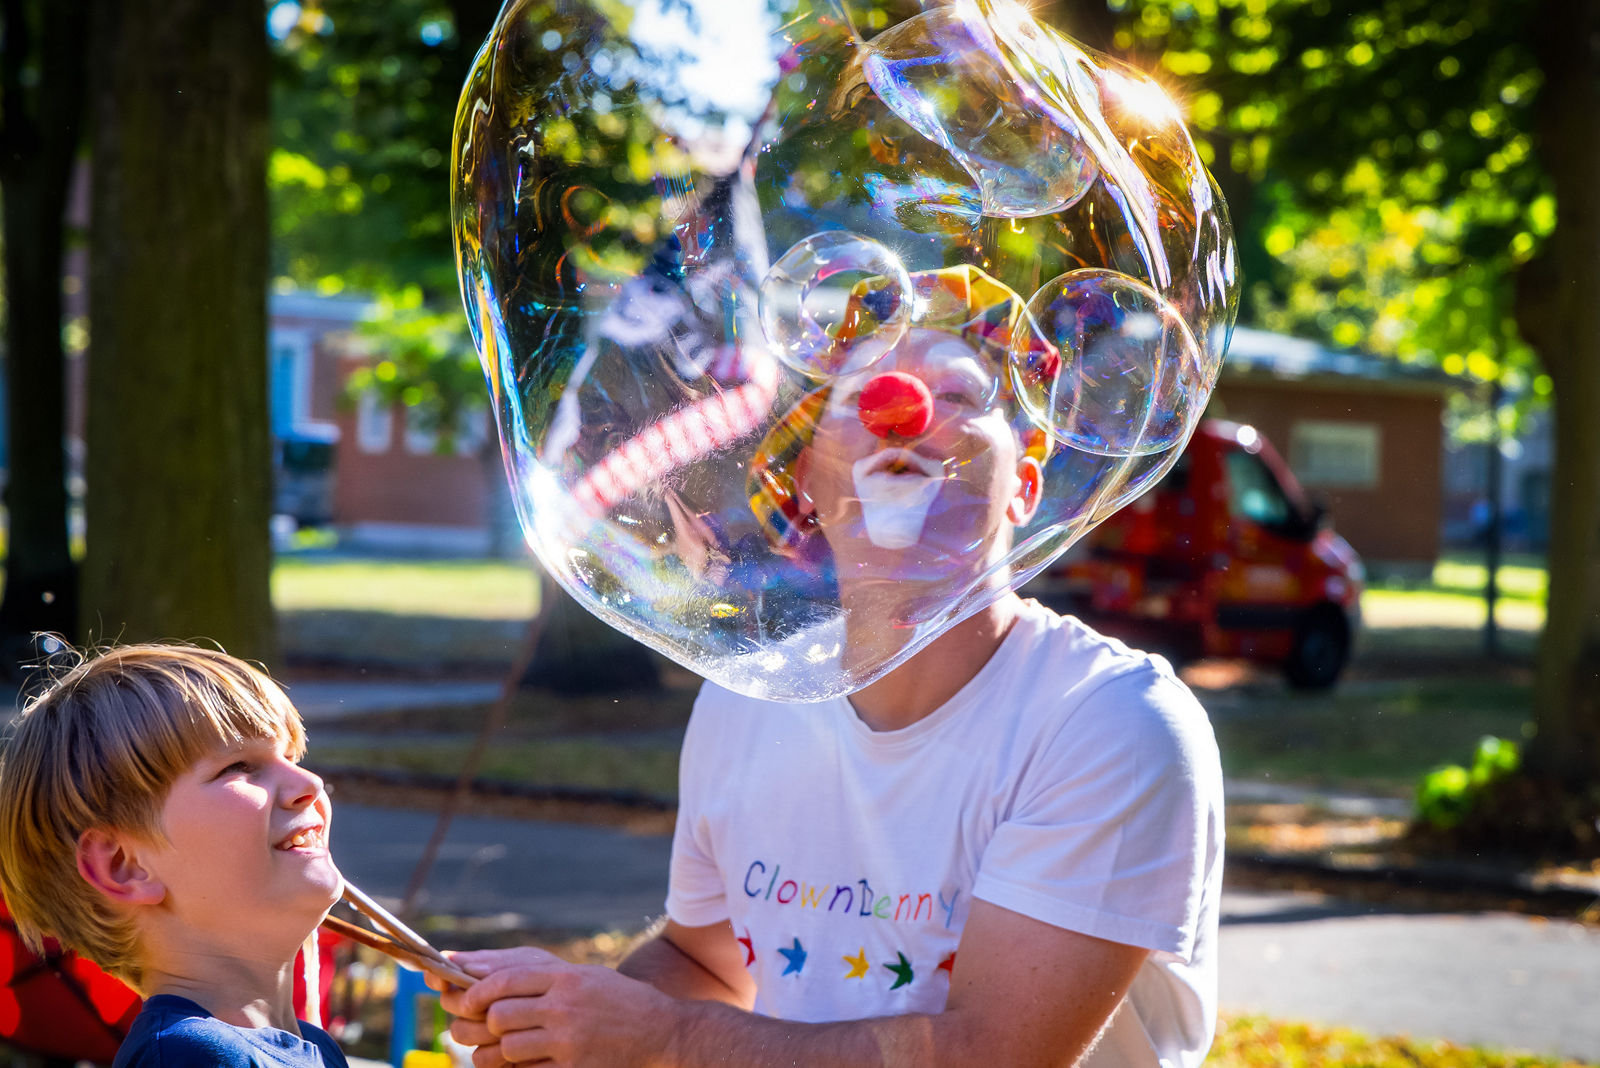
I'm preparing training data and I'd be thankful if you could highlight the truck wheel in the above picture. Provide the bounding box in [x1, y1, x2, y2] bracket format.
[1284, 605, 1350, 690]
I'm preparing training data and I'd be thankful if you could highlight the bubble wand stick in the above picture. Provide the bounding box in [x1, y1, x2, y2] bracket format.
[321, 880, 474, 989]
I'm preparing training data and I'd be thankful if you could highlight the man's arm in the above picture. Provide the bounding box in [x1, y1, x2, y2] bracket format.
[615, 918, 756, 1007]
[442, 899, 1148, 1068]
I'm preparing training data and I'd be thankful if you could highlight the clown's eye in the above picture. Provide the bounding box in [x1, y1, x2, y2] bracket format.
[938, 390, 978, 406]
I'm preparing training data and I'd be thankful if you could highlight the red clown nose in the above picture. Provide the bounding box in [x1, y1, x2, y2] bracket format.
[857, 371, 935, 439]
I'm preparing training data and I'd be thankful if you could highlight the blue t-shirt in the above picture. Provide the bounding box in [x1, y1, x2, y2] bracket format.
[112, 995, 350, 1067]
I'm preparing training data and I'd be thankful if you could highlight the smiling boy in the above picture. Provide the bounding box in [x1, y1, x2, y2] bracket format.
[0, 644, 349, 1067]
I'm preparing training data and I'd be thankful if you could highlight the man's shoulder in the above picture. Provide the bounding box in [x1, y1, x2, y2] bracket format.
[1014, 600, 1182, 699]
[1011, 601, 1211, 743]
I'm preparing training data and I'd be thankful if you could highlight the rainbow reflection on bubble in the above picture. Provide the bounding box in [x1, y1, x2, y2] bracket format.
[453, 0, 1238, 701]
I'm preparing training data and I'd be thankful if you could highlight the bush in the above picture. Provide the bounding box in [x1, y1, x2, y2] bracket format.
[1416, 736, 1521, 831]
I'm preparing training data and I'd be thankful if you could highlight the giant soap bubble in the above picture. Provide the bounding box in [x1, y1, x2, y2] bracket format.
[453, 0, 1239, 701]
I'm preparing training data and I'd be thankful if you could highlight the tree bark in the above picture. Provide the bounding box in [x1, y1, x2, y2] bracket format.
[82, 0, 276, 662]
[0, 0, 86, 666]
[1520, 0, 1600, 788]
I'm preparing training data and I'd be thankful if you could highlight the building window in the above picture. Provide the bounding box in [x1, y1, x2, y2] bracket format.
[403, 408, 439, 455]
[1290, 420, 1381, 489]
[454, 408, 491, 457]
[356, 391, 394, 454]
[402, 407, 490, 456]
[269, 330, 312, 437]
[269, 327, 340, 442]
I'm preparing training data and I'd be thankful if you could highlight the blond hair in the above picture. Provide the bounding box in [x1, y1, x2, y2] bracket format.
[0, 643, 305, 988]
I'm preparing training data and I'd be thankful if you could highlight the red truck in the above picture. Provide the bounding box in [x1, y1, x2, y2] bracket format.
[1029, 419, 1364, 689]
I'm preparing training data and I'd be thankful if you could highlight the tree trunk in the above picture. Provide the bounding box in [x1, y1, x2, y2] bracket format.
[522, 584, 661, 695]
[1520, 0, 1600, 789]
[82, 0, 276, 662]
[0, 0, 86, 668]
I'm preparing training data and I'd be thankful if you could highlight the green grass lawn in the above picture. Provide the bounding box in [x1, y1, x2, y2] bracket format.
[269, 552, 1544, 798]
[270, 550, 1545, 620]
[273, 555, 542, 666]
[273, 555, 540, 619]
[1428, 552, 1547, 602]
[310, 735, 681, 797]
[1204, 674, 1532, 796]
[307, 670, 1531, 803]
[270, 552, 1547, 666]
[1358, 550, 1546, 640]
[1360, 587, 1543, 633]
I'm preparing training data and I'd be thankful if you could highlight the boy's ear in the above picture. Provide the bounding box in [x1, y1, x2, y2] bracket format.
[77, 828, 166, 907]
[1007, 455, 1044, 525]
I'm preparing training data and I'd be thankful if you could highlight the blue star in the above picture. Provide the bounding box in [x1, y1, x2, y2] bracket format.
[778, 937, 807, 976]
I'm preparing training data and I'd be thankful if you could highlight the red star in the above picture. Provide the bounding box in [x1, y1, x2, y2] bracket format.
[937, 952, 956, 977]
[737, 928, 755, 968]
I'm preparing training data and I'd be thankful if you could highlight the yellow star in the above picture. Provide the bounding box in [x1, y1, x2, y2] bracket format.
[843, 947, 870, 979]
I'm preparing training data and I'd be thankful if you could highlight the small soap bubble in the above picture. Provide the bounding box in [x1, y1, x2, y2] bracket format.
[860, 5, 1099, 218]
[758, 232, 912, 380]
[1011, 270, 1202, 457]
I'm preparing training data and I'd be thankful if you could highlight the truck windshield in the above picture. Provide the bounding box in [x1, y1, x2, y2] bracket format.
[1225, 449, 1294, 528]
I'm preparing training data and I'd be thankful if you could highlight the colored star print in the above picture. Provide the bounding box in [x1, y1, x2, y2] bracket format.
[778, 937, 807, 976]
[884, 952, 915, 990]
[937, 952, 956, 977]
[737, 928, 754, 968]
[843, 948, 870, 980]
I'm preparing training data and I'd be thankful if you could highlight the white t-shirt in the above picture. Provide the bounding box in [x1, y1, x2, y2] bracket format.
[666, 599, 1225, 1067]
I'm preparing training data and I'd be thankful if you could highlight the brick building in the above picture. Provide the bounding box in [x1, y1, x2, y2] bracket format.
[267, 292, 502, 554]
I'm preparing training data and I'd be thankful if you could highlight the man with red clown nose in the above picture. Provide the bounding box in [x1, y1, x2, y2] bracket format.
[437, 266, 1225, 1068]
[741, 265, 1063, 681]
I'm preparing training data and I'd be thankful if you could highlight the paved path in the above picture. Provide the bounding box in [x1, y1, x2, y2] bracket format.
[1221, 890, 1600, 1061]
[330, 802, 1600, 1064]
[334, 803, 672, 934]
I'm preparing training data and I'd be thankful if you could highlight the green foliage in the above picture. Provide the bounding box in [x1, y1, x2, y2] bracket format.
[342, 287, 485, 448]
[1121, 0, 1552, 426]
[270, 0, 470, 296]
[269, 0, 494, 430]
[269, 0, 1564, 436]
[1416, 735, 1522, 830]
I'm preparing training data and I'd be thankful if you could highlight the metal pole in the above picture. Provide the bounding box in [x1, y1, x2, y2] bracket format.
[1484, 377, 1504, 657]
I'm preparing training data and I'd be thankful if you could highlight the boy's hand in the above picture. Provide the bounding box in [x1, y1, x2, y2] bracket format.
[436, 948, 678, 1068]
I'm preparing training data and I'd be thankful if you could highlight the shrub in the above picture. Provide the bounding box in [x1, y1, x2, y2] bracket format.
[1416, 736, 1521, 831]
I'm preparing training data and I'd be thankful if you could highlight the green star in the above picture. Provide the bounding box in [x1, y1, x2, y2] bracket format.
[884, 951, 914, 990]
